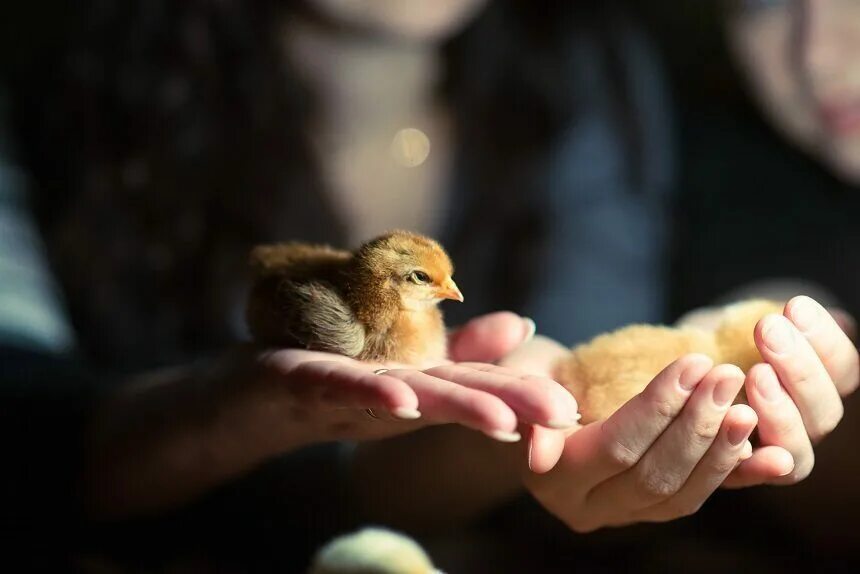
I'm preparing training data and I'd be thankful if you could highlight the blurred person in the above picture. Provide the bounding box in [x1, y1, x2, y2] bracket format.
[1, 1, 855, 572]
[654, 0, 860, 564]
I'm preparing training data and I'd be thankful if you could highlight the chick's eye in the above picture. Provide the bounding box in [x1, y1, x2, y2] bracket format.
[409, 270, 431, 284]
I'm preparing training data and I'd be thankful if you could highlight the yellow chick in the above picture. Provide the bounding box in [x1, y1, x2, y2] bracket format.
[555, 300, 784, 423]
[309, 528, 440, 574]
[246, 230, 463, 365]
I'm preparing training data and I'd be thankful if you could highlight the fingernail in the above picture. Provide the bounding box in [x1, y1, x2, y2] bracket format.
[547, 413, 582, 429]
[527, 433, 534, 471]
[790, 297, 821, 333]
[755, 369, 782, 401]
[392, 407, 422, 420]
[679, 362, 706, 391]
[713, 377, 739, 407]
[522, 317, 536, 343]
[728, 423, 752, 446]
[560, 387, 581, 424]
[488, 429, 522, 443]
[740, 440, 753, 460]
[763, 316, 795, 354]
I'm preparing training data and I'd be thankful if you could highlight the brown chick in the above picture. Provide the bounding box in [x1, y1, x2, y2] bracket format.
[555, 299, 784, 423]
[246, 230, 463, 365]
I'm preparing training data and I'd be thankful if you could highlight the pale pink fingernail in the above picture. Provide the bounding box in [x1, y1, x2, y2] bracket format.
[392, 407, 422, 420]
[527, 434, 534, 471]
[789, 296, 822, 333]
[547, 413, 582, 429]
[728, 422, 753, 446]
[754, 369, 782, 401]
[679, 360, 708, 391]
[522, 317, 536, 343]
[488, 430, 521, 443]
[714, 377, 739, 407]
[740, 440, 753, 460]
[763, 316, 795, 354]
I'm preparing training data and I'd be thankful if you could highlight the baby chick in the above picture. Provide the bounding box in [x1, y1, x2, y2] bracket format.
[309, 527, 439, 574]
[556, 300, 784, 423]
[246, 230, 463, 365]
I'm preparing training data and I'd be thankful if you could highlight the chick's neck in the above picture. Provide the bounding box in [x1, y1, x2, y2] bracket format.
[344, 268, 402, 334]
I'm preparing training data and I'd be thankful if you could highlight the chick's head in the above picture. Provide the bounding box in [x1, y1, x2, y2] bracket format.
[355, 231, 463, 309]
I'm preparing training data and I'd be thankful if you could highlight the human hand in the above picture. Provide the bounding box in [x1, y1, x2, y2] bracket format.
[724, 295, 859, 486]
[227, 312, 579, 458]
[515, 352, 757, 532]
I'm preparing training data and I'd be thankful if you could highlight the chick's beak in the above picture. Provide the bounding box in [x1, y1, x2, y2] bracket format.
[436, 279, 464, 302]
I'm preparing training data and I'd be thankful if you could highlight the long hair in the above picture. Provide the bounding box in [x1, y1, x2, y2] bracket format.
[7, 1, 640, 369]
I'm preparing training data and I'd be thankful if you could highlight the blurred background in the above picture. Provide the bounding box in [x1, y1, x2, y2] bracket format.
[2, 0, 860, 571]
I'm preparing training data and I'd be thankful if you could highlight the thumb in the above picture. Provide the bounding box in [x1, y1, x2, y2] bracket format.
[526, 424, 568, 474]
[448, 312, 535, 363]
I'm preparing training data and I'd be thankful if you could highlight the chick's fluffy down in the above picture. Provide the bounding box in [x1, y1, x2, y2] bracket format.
[555, 300, 784, 423]
[310, 528, 438, 574]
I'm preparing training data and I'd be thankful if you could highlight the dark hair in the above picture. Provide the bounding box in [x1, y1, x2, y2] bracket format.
[8, 1, 639, 369]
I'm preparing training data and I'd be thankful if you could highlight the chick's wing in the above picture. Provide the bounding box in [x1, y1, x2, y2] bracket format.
[249, 243, 352, 281]
[247, 243, 365, 356]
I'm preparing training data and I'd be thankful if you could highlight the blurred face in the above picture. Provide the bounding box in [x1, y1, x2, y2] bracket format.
[728, 0, 860, 183]
[306, 0, 489, 42]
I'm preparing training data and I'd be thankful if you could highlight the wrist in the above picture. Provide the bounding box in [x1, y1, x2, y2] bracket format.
[203, 355, 313, 468]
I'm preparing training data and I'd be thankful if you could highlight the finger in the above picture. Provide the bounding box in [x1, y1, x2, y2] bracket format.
[423, 363, 580, 429]
[722, 445, 795, 488]
[447, 312, 534, 363]
[745, 363, 815, 482]
[286, 361, 421, 418]
[633, 404, 757, 522]
[755, 314, 844, 441]
[594, 364, 745, 509]
[784, 296, 860, 396]
[383, 368, 522, 442]
[562, 354, 713, 485]
[828, 307, 858, 342]
[527, 424, 570, 474]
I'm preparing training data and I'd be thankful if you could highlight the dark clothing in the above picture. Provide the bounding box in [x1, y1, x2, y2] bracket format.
[0, 8, 676, 572]
[672, 105, 860, 318]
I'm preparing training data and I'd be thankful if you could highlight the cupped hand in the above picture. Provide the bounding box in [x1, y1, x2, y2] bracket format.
[235, 312, 579, 456]
[501, 341, 757, 532]
[724, 295, 859, 487]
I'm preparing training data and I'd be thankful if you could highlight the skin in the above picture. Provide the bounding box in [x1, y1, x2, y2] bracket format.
[282, 0, 860, 533]
[727, 0, 860, 183]
[84, 311, 571, 519]
[722, 2, 860, 548]
[499, 296, 857, 530]
[85, 0, 860, 532]
[307, 0, 488, 43]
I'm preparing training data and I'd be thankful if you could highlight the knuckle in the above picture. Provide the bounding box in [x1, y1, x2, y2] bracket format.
[769, 411, 800, 438]
[783, 463, 813, 484]
[681, 501, 704, 518]
[665, 499, 701, 519]
[635, 470, 680, 500]
[809, 403, 844, 441]
[648, 395, 677, 422]
[710, 455, 739, 476]
[690, 418, 720, 445]
[603, 436, 639, 469]
[564, 516, 597, 534]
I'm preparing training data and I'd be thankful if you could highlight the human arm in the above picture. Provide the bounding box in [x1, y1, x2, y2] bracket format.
[82, 312, 577, 520]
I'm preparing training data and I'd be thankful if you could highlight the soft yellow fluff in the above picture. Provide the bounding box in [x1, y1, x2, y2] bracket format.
[555, 300, 784, 423]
